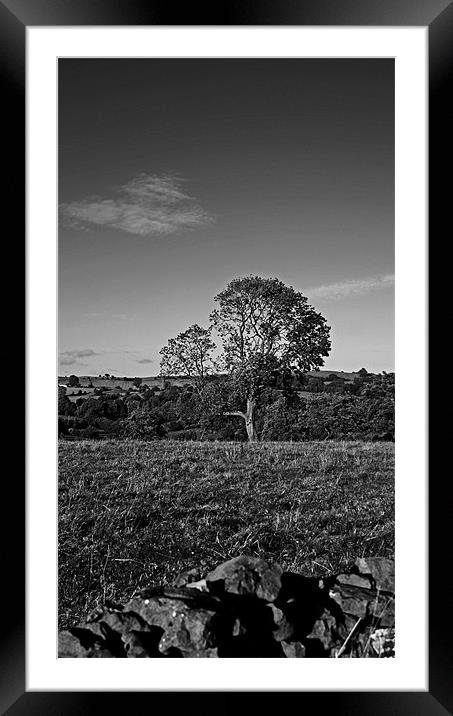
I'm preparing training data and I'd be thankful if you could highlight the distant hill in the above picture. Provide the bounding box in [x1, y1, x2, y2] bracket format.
[307, 370, 361, 381]
[58, 369, 382, 389]
[139, 370, 364, 382]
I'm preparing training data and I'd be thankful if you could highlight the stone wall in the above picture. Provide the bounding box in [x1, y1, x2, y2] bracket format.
[59, 555, 395, 658]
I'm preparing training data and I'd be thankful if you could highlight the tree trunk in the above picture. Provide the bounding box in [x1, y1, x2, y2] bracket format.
[224, 396, 258, 442]
[245, 397, 257, 442]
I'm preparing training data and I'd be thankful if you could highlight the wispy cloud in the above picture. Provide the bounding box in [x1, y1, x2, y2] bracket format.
[60, 356, 79, 367]
[307, 274, 394, 301]
[60, 349, 99, 358]
[136, 358, 153, 364]
[59, 348, 99, 366]
[60, 173, 214, 237]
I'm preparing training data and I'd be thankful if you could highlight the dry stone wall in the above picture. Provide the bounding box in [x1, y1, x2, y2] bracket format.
[59, 555, 395, 658]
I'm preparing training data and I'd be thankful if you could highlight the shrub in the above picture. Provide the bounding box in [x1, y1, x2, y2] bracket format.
[58, 418, 68, 436]
[261, 397, 303, 441]
[58, 386, 75, 417]
[118, 405, 166, 440]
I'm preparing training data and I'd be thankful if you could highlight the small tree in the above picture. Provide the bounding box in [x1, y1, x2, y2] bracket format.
[210, 276, 331, 441]
[58, 385, 75, 416]
[119, 405, 166, 440]
[159, 324, 216, 395]
[133, 377, 142, 389]
[68, 374, 80, 387]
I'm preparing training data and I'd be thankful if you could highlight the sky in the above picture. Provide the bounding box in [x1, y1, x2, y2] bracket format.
[59, 59, 394, 377]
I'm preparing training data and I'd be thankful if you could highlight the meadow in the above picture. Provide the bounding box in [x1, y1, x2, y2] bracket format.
[58, 439, 394, 629]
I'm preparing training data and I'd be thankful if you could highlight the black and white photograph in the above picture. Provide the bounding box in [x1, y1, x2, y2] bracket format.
[57, 58, 395, 659]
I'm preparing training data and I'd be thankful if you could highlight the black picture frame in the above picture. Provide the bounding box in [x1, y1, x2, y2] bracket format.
[3, 0, 449, 713]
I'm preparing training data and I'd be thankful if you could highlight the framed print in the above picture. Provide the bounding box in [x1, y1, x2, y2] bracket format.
[2, 0, 449, 712]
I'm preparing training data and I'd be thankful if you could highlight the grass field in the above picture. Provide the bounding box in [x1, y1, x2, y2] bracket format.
[58, 439, 394, 630]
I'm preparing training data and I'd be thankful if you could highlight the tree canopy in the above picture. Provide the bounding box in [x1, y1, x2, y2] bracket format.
[158, 276, 331, 441]
[159, 324, 216, 393]
[210, 276, 331, 374]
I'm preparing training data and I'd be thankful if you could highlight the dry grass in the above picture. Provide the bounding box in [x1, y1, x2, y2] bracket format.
[58, 439, 394, 629]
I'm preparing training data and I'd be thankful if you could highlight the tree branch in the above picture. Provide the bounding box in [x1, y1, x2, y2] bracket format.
[224, 411, 246, 419]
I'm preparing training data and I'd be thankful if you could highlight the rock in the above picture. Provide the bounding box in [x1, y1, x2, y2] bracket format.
[59, 554, 395, 659]
[329, 584, 373, 619]
[281, 640, 306, 658]
[306, 609, 344, 653]
[121, 627, 169, 658]
[126, 595, 219, 656]
[330, 583, 394, 628]
[75, 621, 105, 640]
[367, 593, 395, 628]
[122, 631, 155, 658]
[158, 607, 218, 656]
[267, 604, 294, 642]
[173, 567, 204, 588]
[354, 557, 395, 593]
[98, 610, 150, 635]
[86, 602, 123, 623]
[59, 631, 88, 657]
[58, 630, 113, 658]
[185, 579, 208, 592]
[336, 573, 373, 590]
[206, 555, 282, 602]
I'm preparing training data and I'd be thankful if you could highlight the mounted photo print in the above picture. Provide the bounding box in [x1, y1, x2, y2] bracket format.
[25, 24, 430, 697]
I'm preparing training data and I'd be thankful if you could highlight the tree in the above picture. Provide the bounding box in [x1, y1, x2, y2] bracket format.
[133, 377, 142, 388]
[119, 402, 166, 440]
[210, 276, 331, 441]
[58, 385, 75, 416]
[159, 324, 216, 394]
[306, 376, 325, 393]
[68, 374, 80, 387]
